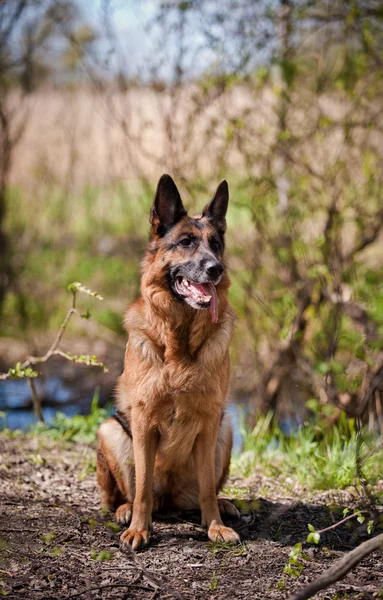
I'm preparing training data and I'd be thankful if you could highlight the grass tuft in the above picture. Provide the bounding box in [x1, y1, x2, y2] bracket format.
[233, 411, 383, 491]
[30, 389, 112, 444]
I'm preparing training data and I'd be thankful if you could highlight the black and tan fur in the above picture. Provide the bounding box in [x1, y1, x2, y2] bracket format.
[97, 175, 240, 550]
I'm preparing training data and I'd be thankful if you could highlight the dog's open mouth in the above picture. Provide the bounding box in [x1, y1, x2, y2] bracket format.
[175, 276, 218, 323]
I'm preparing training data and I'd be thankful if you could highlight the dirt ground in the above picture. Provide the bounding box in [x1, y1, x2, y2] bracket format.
[0, 434, 382, 600]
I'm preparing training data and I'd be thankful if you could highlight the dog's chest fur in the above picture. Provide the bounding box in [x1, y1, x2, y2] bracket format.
[156, 404, 202, 467]
[116, 297, 234, 470]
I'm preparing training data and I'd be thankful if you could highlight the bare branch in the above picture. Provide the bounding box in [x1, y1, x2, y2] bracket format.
[28, 378, 44, 423]
[344, 209, 383, 263]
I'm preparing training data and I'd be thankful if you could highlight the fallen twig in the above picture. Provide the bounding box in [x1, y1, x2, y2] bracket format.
[288, 533, 383, 600]
[67, 574, 142, 599]
[120, 543, 184, 599]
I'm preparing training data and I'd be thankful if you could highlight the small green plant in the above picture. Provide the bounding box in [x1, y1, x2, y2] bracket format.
[277, 543, 309, 590]
[41, 531, 56, 545]
[210, 572, 219, 591]
[209, 540, 246, 556]
[305, 508, 377, 547]
[234, 408, 383, 492]
[77, 455, 97, 480]
[27, 453, 44, 466]
[31, 388, 112, 444]
[104, 521, 121, 533]
[90, 549, 113, 561]
[87, 519, 97, 528]
[307, 524, 320, 545]
[208, 541, 246, 593]
[221, 485, 249, 499]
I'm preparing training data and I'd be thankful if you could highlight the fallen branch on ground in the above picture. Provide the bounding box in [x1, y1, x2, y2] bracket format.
[120, 542, 184, 600]
[288, 533, 383, 600]
[67, 574, 145, 599]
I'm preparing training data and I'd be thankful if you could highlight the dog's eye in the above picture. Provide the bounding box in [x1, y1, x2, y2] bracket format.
[210, 240, 221, 252]
[179, 237, 193, 247]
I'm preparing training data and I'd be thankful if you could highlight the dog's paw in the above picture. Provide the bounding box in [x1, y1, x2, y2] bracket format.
[120, 528, 150, 551]
[218, 498, 240, 520]
[115, 503, 133, 524]
[208, 522, 240, 544]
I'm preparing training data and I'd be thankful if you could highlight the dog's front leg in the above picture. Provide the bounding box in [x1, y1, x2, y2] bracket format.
[120, 415, 158, 551]
[195, 428, 240, 544]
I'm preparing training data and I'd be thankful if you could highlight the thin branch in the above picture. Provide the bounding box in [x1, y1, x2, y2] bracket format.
[21, 306, 79, 369]
[314, 511, 367, 536]
[28, 378, 44, 423]
[0, 306, 78, 378]
[120, 544, 184, 600]
[360, 438, 383, 467]
[67, 575, 147, 599]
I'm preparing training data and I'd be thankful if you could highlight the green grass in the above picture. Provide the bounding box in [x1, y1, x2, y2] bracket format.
[2, 179, 265, 339]
[2, 182, 149, 337]
[31, 389, 112, 444]
[3, 177, 383, 490]
[2, 397, 382, 495]
[233, 410, 383, 491]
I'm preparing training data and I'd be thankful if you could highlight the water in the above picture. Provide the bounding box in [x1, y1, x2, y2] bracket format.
[0, 377, 98, 429]
[0, 377, 244, 452]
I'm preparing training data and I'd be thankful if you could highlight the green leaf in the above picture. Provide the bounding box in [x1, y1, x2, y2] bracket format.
[357, 515, 365, 524]
[307, 532, 320, 545]
[105, 521, 120, 533]
[305, 399, 319, 413]
[367, 520, 374, 535]
[87, 519, 97, 528]
[91, 550, 113, 561]
[308, 524, 315, 532]
[7, 365, 39, 379]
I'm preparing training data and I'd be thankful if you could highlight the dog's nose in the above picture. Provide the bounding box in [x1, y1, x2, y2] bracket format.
[205, 261, 224, 280]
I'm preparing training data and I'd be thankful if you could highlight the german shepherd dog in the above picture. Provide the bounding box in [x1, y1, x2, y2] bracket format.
[97, 175, 240, 551]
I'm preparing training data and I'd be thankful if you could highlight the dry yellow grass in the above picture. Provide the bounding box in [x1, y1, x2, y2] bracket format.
[10, 87, 248, 187]
[9, 85, 377, 190]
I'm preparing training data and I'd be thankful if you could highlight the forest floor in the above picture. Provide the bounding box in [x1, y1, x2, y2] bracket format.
[0, 434, 382, 600]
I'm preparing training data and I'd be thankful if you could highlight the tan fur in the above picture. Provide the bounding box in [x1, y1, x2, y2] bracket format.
[97, 178, 240, 550]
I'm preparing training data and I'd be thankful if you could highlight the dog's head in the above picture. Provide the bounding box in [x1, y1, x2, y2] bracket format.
[146, 174, 229, 323]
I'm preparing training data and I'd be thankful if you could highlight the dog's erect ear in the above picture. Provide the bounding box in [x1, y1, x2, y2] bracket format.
[201, 180, 229, 232]
[150, 174, 187, 234]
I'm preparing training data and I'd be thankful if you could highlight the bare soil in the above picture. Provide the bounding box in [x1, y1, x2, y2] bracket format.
[0, 434, 382, 600]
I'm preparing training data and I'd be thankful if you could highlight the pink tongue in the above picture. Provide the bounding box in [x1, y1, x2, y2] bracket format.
[190, 282, 218, 323]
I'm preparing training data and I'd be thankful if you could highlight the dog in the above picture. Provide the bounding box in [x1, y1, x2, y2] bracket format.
[97, 174, 240, 551]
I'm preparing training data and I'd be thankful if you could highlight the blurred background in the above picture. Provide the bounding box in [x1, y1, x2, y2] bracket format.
[0, 0, 382, 436]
